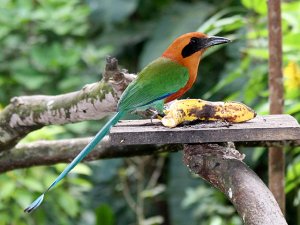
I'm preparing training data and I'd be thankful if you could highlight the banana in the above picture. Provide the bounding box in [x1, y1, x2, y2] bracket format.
[161, 99, 256, 128]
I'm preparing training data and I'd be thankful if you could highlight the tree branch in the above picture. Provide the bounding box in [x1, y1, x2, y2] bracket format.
[0, 137, 181, 173]
[183, 143, 287, 225]
[0, 57, 135, 151]
[2, 136, 299, 173]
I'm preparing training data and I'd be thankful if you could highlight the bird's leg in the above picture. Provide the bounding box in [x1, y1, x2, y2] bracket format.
[146, 108, 165, 124]
[225, 121, 232, 128]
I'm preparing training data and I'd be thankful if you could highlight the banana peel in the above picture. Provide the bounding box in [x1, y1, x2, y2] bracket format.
[161, 99, 256, 128]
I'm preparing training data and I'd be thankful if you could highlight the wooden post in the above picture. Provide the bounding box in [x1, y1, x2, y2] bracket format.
[267, 0, 285, 214]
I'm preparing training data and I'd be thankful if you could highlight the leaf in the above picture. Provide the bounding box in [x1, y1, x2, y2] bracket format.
[284, 33, 300, 49]
[142, 216, 164, 225]
[139, 2, 214, 68]
[95, 204, 115, 225]
[30, 42, 82, 72]
[168, 153, 200, 225]
[69, 164, 92, 176]
[11, 58, 49, 90]
[241, 0, 267, 15]
[286, 102, 300, 115]
[36, 0, 90, 36]
[22, 178, 45, 192]
[251, 147, 265, 162]
[286, 152, 300, 193]
[69, 177, 92, 190]
[0, 182, 15, 199]
[203, 57, 251, 100]
[88, 0, 138, 27]
[197, 8, 246, 35]
[58, 192, 80, 217]
[20, 125, 66, 143]
[246, 48, 269, 59]
[12, 71, 47, 90]
[141, 184, 166, 198]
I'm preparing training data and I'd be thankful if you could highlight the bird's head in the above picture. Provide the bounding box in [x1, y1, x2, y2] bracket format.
[162, 32, 230, 66]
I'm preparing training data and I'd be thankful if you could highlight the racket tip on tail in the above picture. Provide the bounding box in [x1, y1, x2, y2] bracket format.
[24, 194, 45, 213]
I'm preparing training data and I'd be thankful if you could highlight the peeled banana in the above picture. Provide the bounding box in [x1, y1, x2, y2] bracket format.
[161, 99, 256, 128]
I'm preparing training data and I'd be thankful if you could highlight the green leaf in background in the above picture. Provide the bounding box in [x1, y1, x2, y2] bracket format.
[35, 0, 90, 36]
[282, 1, 300, 34]
[20, 125, 66, 143]
[197, 8, 246, 35]
[30, 42, 82, 72]
[141, 184, 166, 198]
[1, 0, 300, 224]
[58, 193, 80, 217]
[0, 181, 15, 199]
[286, 101, 300, 116]
[95, 204, 115, 225]
[241, 0, 267, 15]
[88, 0, 138, 28]
[11, 58, 49, 90]
[12, 70, 48, 90]
[286, 150, 300, 194]
[139, 2, 213, 68]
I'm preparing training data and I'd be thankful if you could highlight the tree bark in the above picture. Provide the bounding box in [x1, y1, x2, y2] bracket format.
[0, 57, 135, 151]
[267, 0, 285, 214]
[183, 143, 287, 225]
[1, 137, 299, 173]
[0, 137, 181, 173]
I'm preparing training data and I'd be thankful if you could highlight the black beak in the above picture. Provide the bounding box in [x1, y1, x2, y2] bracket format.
[181, 35, 231, 58]
[204, 36, 231, 48]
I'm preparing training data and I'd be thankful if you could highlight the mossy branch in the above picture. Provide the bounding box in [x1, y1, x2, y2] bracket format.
[0, 137, 181, 173]
[0, 57, 135, 151]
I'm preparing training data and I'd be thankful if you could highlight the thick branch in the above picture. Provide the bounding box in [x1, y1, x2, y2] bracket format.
[0, 137, 181, 173]
[0, 57, 135, 151]
[1, 137, 299, 173]
[183, 143, 287, 225]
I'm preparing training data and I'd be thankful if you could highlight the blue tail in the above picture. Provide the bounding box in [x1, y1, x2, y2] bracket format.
[24, 111, 124, 213]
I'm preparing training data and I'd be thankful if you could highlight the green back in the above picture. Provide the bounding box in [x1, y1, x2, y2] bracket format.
[118, 57, 189, 111]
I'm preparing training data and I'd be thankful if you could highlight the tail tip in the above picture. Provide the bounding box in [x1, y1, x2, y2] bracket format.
[24, 194, 45, 213]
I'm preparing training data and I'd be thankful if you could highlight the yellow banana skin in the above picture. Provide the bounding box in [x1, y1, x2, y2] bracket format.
[161, 99, 256, 128]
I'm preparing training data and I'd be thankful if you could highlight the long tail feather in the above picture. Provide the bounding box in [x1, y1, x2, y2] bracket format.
[24, 111, 124, 213]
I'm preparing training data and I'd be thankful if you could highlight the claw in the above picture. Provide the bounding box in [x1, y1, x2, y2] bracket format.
[146, 108, 165, 123]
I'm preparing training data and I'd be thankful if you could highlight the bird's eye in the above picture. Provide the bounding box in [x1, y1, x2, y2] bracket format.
[190, 37, 198, 44]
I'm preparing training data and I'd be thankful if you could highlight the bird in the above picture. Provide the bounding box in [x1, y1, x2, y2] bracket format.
[24, 32, 230, 213]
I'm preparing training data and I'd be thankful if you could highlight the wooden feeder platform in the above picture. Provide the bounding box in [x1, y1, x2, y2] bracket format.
[109, 115, 300, 146]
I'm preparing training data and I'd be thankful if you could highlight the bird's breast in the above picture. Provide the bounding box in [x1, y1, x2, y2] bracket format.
[165, 68, 197, 103]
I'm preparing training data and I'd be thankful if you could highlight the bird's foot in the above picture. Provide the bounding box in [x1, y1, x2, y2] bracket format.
[146, 108, 165, 124]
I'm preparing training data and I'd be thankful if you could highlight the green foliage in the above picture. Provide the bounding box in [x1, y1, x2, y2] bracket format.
[95, 204, 115, 225]
[1, 0, 300, 224]
[286, 148, 300, 194]
[0, 0, 110, 104]
[88, 0, 138, 27]
[241, 0, 267, 15]
[139, 2, 214, 68]
[20, 125, 66, 143]
[182, 186, 241, 225]
[0, 165, 91, 225]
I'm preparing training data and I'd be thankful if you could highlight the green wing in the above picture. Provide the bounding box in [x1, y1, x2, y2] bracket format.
[118, 57, 189, 111]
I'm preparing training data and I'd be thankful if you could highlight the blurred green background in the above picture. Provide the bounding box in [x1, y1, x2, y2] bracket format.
[1, 0, 300, 224]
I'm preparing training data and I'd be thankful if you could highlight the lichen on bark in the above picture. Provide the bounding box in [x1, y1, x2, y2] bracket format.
[0, 57, 135, 151]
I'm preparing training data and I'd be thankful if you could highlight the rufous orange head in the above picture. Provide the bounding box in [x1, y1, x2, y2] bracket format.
[162, 32, 230, 102]
[162, 32, 230, 67]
